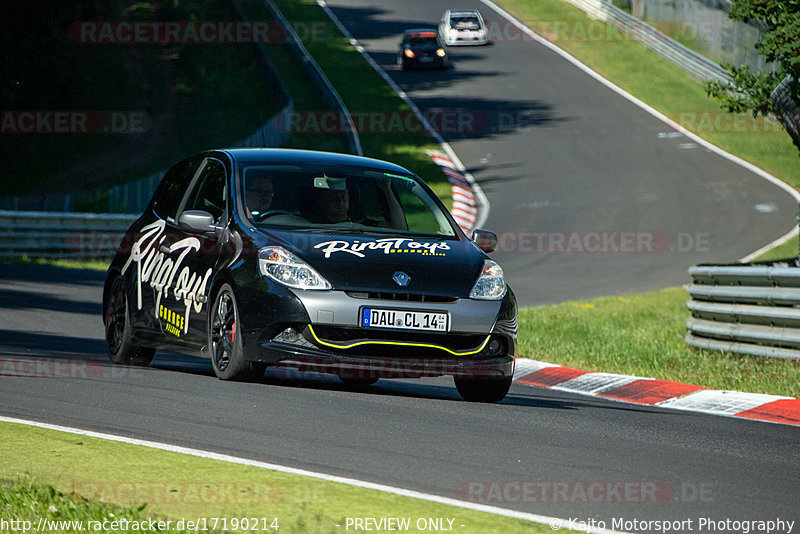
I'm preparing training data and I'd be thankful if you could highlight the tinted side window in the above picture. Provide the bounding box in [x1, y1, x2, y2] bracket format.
[183, 159, 227, 223]
[152, 156, 203, 221]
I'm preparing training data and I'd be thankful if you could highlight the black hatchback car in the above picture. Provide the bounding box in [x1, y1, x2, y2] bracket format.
[398, 29, 448, 70]
[103, 149, 516, 402]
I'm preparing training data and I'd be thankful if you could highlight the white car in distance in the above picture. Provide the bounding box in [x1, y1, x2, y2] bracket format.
[439, 9, 489, 46]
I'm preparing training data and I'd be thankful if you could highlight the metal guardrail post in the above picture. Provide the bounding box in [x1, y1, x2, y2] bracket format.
[0, 210, 138, 259]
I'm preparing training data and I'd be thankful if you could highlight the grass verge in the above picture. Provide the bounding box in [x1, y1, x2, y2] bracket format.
[13, 256, 111, 272]
[517, 286, 800, 398]
[491, 0, 800, 188]
[753, 235, 799, 263]
[1, 475, 221, 534]
[1, 422, 550, 534]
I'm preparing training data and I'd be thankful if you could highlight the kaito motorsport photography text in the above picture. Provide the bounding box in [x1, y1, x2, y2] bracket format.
[551, 517, 795, 533]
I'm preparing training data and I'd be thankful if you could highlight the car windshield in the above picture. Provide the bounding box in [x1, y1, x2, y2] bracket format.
[239, 163, 457, 237]
[450, 16, 480, 30]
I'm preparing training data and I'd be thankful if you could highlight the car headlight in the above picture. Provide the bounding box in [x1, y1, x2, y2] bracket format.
[436, 48, 446, 57]
[259, 247, 331, 290]
[469, 260, 506, 300]
[404, 49, 415, 58]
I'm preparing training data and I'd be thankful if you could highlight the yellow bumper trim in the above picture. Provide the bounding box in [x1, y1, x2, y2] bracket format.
[307, 325, 491, 356]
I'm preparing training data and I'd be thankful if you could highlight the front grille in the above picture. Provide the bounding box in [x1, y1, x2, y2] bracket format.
[346, 291, 456, 303]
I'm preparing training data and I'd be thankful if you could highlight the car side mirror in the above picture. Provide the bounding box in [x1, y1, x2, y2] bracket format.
[471, 229, 498, 253]
[178, 210, 216, 234]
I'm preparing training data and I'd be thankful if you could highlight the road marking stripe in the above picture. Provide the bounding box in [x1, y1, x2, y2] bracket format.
[0, 415, 627, 534]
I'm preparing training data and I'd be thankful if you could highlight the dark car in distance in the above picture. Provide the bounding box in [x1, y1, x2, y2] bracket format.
[398, 29, 448, 70]
[102, 149, 516, 402]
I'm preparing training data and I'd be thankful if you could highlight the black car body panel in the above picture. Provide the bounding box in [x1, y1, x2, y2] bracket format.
[103, 149, 516, 399]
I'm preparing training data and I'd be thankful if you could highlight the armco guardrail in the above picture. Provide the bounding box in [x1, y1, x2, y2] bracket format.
[686, 262, 800, 360]
[0, 210, 137, 259]
[560, 0, 731, 83]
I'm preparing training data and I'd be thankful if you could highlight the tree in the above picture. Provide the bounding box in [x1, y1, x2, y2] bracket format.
[705, 0, 800, 140]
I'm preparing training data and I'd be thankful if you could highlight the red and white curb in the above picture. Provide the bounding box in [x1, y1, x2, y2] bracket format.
[428, 150, 477, 232]
[512, 358, 800, 427]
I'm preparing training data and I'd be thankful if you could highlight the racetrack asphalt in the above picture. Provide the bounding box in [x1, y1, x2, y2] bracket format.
[321, 0, 798, 306]
[1, 263, 798, 532]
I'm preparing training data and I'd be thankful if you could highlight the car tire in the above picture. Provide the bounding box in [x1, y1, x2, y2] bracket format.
[209, 283, 266, 381]
[104, 276, 156, 366]
[454, 374, 512, 403]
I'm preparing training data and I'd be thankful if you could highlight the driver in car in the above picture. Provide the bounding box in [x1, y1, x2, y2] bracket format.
[245, 172, 275, 219]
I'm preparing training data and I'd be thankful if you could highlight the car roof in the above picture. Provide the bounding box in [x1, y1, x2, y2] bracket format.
[447, 9, 480, 16]
[216, 148, 414, 175]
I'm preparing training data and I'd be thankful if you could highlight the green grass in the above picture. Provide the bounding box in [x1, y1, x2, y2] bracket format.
[493, 0, 800, 189]
[1, 422, 551, 534]
[753, 235, 799, 263]
[270, 0, 452, 204]
[13, 255, 111, 272]
[517, 287, 800, 398]
[1, 475, 220, 534]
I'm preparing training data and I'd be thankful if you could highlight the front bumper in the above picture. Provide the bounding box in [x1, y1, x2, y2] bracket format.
[445, 34, 488, 45]
[250, 339, 514, 379]
[239, 286, 517, 379]
[404, 56, 448, 69]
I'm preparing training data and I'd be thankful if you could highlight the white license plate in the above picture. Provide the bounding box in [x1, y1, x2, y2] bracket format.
[361, 308, 449, 332]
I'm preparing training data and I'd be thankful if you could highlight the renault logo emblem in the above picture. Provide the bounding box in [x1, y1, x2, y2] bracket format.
[393, 271, 410, 286]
